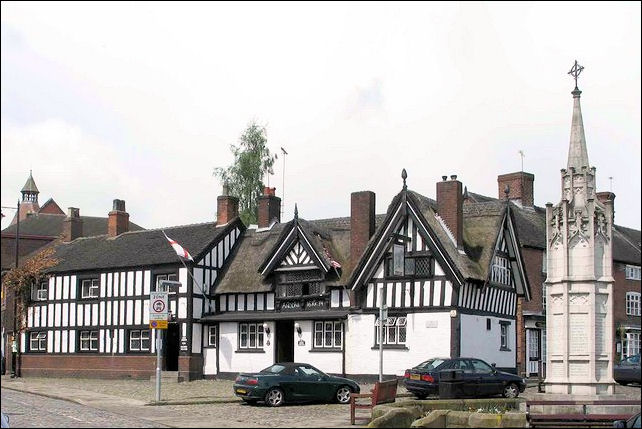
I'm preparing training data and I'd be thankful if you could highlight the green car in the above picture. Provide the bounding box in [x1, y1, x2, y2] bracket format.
[233, 362, 361, 407]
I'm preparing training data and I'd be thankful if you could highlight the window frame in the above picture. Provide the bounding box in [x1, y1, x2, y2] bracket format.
[312, 320, 343, 350]
[29, 331, 47, 352]
[80, 278, 100, 299]
[374, 315, 407, 347]
[626, 292, 641, 316]
[625, 265, 641, 281]
[153, 273, 179, 294]
[499, 321, 511, 351]
[128, 329, 151, 352]
[238, 322, 264, 351]
[384, 249, 434, 280]
[490, 253, 512, 286]
[623, 332, 640, 360]
[31, 280, 48, 302]
[207, 325, 217, 348]
[79, 330, 99, 352]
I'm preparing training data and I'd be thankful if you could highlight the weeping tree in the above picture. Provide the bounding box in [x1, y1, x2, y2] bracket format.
[214, 121, 277, 225]
[3, 247, 58, 364]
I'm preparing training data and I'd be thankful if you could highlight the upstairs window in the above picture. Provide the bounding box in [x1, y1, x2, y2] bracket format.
[626, 292, 641, 316]
[491, 255, 512, 285]
[208, 325, 217, 347]
[80, 279, 100, 299]
[31, 280, 48, 301]
[385, 245, 433, 279]
[625, 265, 641, 281]
[153, 273, 178, 293]
[276, 282, 324, 298]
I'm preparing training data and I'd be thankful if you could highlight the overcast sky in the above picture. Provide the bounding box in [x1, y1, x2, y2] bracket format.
[2, 2, 640, 233]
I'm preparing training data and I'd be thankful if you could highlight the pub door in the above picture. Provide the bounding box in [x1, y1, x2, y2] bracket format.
[164, 323, 180, 371]
[275, 321, 294, 363]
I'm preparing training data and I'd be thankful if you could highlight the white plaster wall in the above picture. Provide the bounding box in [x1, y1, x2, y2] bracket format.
[218, 321, 275, 373]
[293, 320, 343, 374]
[460, 314, 515, 369]
[345, 312, 451, 376]
[203, 348, 218, 375]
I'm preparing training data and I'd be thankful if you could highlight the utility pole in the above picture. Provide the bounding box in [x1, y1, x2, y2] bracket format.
[378, 287, 387, 382]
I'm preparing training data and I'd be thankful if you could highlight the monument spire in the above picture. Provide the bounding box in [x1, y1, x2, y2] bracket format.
[566, 60, 590, 171]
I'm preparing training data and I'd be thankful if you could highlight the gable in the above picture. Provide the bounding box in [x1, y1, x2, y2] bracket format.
[350, 192, 464, 290]
[490, 209, 531, 300]
[259, 223, 329, 277]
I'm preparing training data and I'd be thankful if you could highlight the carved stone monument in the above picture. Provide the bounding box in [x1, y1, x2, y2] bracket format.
[544, 61, 615, 395]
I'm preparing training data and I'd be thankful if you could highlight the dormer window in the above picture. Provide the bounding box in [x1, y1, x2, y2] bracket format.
[31, 280, 48, 301]
[491, 255, 511, 285]
[276, 282, 324, 298]
[385, 244, 433, 279]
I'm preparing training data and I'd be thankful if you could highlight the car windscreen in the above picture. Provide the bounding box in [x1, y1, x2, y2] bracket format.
[260, 364, 287, 374]
[416, 359, 446, 370]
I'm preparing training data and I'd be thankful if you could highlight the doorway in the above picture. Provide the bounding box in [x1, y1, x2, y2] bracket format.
[275, 321, 294, 363]
[164, 323, 180, 371]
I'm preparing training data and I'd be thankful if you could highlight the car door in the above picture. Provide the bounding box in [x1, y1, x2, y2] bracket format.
[451, 359, 478, 397]
[296, 365, 331, 401]
[470, 359, 503, 396]
[278, 366, 305, 402]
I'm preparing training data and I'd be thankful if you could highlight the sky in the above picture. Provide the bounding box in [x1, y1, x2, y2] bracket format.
[1, 2, 640, 232]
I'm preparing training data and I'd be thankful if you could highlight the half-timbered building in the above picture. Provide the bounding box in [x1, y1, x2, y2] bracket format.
[200, 173, 531, 378]
[20, 197, 244, 379]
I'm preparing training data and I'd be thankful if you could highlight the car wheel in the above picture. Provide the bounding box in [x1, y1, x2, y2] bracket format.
[336, 386, 352, 404]
[503, 383, 519, 398]
[265, 387, 285, 407]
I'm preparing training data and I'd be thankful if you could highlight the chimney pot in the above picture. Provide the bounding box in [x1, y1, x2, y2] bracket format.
[108, 199, 129, 237]
[450, 174, 457, 181]
[258, 188, 281, 228]
[442, 176, 447, 181]
[63, 207, 82, 242]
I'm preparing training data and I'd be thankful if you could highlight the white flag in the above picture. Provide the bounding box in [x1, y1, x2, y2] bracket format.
[162, 231, 194, 261]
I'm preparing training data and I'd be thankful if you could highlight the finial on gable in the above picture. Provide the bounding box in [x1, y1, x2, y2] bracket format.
[402, 168, 407, 189]
[294, 203, 298, 219]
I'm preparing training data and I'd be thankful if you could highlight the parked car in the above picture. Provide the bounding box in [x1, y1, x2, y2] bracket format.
[403, 357, 527, 399]
[233, 362, 360, 407]
[614, 412, 641, 428]
[614, 354, 641, 386]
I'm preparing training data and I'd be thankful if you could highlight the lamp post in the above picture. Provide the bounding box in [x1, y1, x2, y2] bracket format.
[2, 200, 20, 377]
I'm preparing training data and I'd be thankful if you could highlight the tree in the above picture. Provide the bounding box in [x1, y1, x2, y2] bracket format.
[214, 121, 277, 225]
[3, 247, 58, 371]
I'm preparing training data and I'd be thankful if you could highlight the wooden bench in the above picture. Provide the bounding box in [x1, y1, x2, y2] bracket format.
[350, 379, 398, 425]
[526, 400, 639, 428]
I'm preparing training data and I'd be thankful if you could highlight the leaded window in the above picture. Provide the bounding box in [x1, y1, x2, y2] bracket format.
[276, 282, 324, 298]
[375, 316, 407, 346]
[626, 292, 641, 316]
[129, 330, 150, 351]
[208, 326, 217, 347]
[239, 323, 264, 349]
[491, 255, 511, 285]
[313, 321, 342, 349]
[623, 332, 640, 359]
[153, 273, 178, 293]
[81, 279, 100, 299]
[80, 330, 98, 351]
[500, 322, 510, 351]
[29, 332, 47, 351]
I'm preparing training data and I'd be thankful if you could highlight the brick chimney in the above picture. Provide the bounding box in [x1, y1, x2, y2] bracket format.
[350, 191, 376, 269]
[108, 199, 129, 237]
[217, 183, 239, 225]
[62, 207, 82, 242]
[497, 172, 534, 207]
[258, 186, 281, 228]
[436, 175, 463, 248]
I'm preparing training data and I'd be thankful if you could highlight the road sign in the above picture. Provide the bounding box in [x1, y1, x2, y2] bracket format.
[150, 291, 168, 321]
[150, 320, 168, 330]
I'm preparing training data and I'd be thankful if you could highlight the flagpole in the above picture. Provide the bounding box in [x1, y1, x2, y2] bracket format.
[162, 230, 213, 314]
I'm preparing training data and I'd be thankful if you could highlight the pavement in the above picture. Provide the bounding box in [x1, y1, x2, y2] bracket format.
[1, 375, 639, 428]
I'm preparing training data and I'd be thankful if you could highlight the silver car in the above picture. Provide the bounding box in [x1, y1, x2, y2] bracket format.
[614, 354, 641, 386]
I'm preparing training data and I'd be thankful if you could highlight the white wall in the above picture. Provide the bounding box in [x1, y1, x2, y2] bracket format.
[203, 348, 217, 375]
[345, 312, 452, 376]
[460, 314, 515, 369]
[218, 321, 275, 374]
[293, 320, 343, 374]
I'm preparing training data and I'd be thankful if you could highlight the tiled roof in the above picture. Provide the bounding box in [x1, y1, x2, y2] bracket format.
[1, 213, 144, 238]
[45, 220, 238, 273]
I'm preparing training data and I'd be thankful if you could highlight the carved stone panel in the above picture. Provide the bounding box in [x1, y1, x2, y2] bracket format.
[569, 313, 589, 355]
